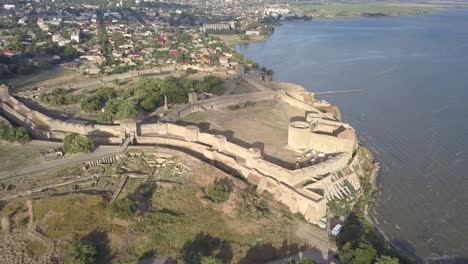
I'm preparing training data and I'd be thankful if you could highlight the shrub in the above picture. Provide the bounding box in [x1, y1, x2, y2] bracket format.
[0, 122, 30, 143]
[109, 198, 137, 220]
[37, 60, 52, 70]
[200, 256, 223, 264]
[205, 183, 230, 203]
[63, 133, 93, 154]
[339, 242, 376, 264]
[65, 240, 97, 264]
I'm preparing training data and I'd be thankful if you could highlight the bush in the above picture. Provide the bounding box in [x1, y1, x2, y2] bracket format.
[0, 122, 30, 143]
[205, 183, 230, 203]
[339, 242, 376, 264]
[80, 95, 101, 113]
[200, 256, 223, 264]
[63, 133, 93, 154]
[65, 240, 97, 264]
[37, 60, 52, 70]
[109, 198, 137, 220]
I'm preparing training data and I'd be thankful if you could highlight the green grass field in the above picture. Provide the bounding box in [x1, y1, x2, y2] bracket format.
[296, 3, 442, 18]
[0, 143, 41, 171]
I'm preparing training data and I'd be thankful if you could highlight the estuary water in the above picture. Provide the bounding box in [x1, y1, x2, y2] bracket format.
[237, 9, 468, 262]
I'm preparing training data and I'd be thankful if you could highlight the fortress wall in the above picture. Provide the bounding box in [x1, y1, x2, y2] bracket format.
[197, 132, 217, 145]
[313, 118, 351, 129]
[32, 110, 52, 124]
[0, 101, 50, 139]
[48, 119, 89, 134]
[201, 92, 276, 111]
[91, 136, 122, 145]
[136, 131, 329, 224]
[308, 133, 355, 154]
[313, 123, 339, 134]
[286, 91, 307, 102]
[297, 152, 352, 178]
[278, 91, 319, 113]
[222, 141, 252, 159]
[140, 123, 160, 135]
[50, 131, 66, 140]
[166, 123, 187, 138]
[0, 101, 27, 124]
[92, 124, 123, 137]
[176, 105, 194, 119]
[270, 81, 308, 93]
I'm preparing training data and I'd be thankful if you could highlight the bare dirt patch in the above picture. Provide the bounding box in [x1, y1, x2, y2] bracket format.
[181, 100, 306, 167]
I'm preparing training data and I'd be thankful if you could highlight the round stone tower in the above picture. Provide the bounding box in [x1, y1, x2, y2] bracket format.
[287, 121, 311, 150]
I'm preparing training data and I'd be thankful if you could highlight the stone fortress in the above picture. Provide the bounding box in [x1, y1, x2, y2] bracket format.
[0, 78, 370, 225]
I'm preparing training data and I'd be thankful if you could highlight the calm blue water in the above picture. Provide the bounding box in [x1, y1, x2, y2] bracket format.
[237, 9, 468, 262]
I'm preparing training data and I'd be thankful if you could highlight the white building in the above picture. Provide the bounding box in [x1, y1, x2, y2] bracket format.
[245, 30, 260, 36]
[71, 30, 80, 43]
[4, 4, 15, 10]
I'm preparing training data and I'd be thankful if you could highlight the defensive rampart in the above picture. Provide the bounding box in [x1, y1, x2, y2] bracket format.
[0, 81, 362, 224]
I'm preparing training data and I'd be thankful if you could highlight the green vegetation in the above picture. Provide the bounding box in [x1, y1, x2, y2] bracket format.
[236, 189, 271, 218]
[109, 198, 137, 220]
[296, 3, 440, 18]
[0, 122, 30, 143]
[339, 241, 376, 264]
[65, 240, 98, 264]
[0, 143, 40, 171]
[0, 40, 79, 80]
[38, 76, 223, 124]
[227, 101, 256, 111]
[204, 183, 230, 203]
[200, 256, 223, 264]
[39, 88, 80, 107]
[336, 147, 413, 264]
[376, 255, 400, 264]
[212, 34, 267, 46]
[63, 133, 93, 154]
[291, 259, 316, 264]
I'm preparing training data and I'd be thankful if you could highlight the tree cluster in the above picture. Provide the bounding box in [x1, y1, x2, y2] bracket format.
[39, 88, 80, 107]
[0, 122, 30, 144]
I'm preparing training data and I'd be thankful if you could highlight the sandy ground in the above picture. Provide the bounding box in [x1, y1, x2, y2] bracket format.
[181, 100, 305, 168]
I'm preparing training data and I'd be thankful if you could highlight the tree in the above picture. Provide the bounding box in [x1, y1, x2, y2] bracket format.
[62, 43, 79, 61]
[375, 255, 399, 264]
[66, 240, 97, 264]
[63, 133, 93, 154]
[109, 198, 137, 220]
[116, 100, 139, 120]
[80, 95, 102, 113]
[339, 242, 377, 264]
